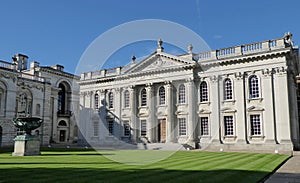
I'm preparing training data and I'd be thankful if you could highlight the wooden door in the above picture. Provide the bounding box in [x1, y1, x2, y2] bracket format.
[159, 119, 166, 143]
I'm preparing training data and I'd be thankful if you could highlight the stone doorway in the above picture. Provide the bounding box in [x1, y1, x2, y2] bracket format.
[158, 119, 166, 143]
[59, 130, 66, 142]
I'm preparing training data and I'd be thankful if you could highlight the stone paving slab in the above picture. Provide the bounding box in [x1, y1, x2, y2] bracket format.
[264, 152, 300, 183]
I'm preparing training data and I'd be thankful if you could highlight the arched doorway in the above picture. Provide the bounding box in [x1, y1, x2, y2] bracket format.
[58, 120, 68, 142]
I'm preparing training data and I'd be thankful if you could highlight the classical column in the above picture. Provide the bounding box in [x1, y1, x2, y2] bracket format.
[209, 75, 221, 144]
[129, 86, 137, 143]
[187, 78, 196, 146]
[114, 88, 122, 139]
[146, 83, 154, 142]
[166, 81, 174, 142]
[234, 72, 247, 144]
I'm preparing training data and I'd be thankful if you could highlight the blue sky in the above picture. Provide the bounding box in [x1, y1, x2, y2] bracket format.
[0, 0, 299, 74]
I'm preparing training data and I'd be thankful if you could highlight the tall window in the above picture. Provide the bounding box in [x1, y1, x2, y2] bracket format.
[224, 78, 233, 100]
[124, 90, 130, 108]
[178, 118, 187, 136]
[141, 120, 147, 136]
[178, 84, 185, 104]
[35, 104, 41, 116]
[200, 117, 209, 136]
[94, 93, 99, 109]
[141, 88, 147, 106]
[224, 116, 234, 136]
[250, 115, 261, 136]
[249, 75, 259, 99]
[58, 83, 66, 112]
[159, 86, 165, 105]
[108, 92, 114, 109]
[200, 81, 208, 102]
[123, 121, 130, 136]
[108, 120, 114, 136]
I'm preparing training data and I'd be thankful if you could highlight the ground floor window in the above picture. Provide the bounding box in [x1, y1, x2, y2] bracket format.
[179, 118, 187, 136]
[250, 114, 261, 136]
[200, 117, 209, 136]
[93, 121, 99, 136]
[224, 116, 234, 136]
[108, 120, 114, 136]
[123, 121, 130, 136]
[141, 120, 147, 136]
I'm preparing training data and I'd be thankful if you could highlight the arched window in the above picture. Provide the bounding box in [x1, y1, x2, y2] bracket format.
[249, 75, 259, 99]
[141, 88, 147, 106]
[94, 93, 99, 109]
[17, 90, 32, 117]
[224, 78, 233, 100]
[200, 81, 208, 102]
[0, 81, 6, 116]
[58, 83, 66, 112]
[178, 84, 185, 104]
[124, 90, 130, 108]
[108, 92, 114, 109]
[159, 86, 165, 105]
[58, 120, 67, 126]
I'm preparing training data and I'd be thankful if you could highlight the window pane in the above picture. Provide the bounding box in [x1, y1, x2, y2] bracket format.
[141, 120, 147, 136]
[224, 79, 233, 100]
[141, 88, 147, 106]
[224, 116, 234, 136]
[95, 94, 99, 109]
[178, 85, 185, 104]
[200, 82, 208, 102]
[200, 117, 209, 135]
[159, 86, 165, 105]
[124, 90, 130, 108]
[108, 120, 114, 136]
[249, 76, 259, 99]
[179, 118, 187, 136]
[108, 92, 114, 108]
[250, 115, 261, 136]
[123, 121, 130, 136]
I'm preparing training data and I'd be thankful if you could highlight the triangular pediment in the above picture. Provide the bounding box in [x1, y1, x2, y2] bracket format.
[124, 52, 195, 74]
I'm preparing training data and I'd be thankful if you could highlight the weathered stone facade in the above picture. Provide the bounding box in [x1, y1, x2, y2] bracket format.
[0, 54, 79, 147]
[79, 33, 300, 152]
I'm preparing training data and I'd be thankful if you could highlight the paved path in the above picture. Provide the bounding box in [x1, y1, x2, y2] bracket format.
[264, 152, 300, 183]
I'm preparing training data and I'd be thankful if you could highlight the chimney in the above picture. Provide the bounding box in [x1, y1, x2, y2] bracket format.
[12, 53, 29, 71]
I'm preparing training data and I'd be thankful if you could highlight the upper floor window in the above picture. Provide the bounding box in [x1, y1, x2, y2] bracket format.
[141, 88, 147, 106]
[178, 84, 185, 104]
[124, 90, 130, 108]
[249, 75, 260, 99]
[94, 93, 99, 109]
[159, 86, 165, 105]
[200, 81, 208, 102]
[224, 78, 233, 100]
[108, 92, 114, 109]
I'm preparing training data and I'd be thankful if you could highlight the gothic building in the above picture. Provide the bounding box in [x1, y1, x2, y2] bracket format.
[79, 33, 300, 152]
[0, 54, 79, 147]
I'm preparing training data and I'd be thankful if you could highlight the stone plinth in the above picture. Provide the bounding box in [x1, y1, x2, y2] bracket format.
[12, 135, 41, 156]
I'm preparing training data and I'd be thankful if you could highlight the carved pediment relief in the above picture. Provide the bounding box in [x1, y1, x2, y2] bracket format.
[125, 52, 194, 74]
[198, 109, 211, 114]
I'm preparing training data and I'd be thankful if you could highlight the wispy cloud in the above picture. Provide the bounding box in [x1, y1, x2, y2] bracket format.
[213, 35, 223, 39]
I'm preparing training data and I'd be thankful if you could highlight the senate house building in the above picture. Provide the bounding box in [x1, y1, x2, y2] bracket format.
[1, 33, 300, 153]
[79, 33, 300, 152]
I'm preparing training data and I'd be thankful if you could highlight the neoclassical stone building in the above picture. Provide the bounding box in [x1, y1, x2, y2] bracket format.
[0, 54, 79, 147]
[79, 33, 300, 152]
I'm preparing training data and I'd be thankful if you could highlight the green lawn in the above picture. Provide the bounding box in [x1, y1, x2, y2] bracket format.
[0, 148, 289, 183]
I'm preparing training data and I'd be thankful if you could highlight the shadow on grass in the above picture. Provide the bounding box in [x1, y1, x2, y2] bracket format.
[0, 167, 279, 183]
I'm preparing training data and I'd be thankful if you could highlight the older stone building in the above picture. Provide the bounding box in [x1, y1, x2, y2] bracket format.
[79, 33, 300, 152]
[0, 54, 79, 147]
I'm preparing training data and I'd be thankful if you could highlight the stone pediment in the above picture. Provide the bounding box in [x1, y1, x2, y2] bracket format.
[125, 52, 195, 74]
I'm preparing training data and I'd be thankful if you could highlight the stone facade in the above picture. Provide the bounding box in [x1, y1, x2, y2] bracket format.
[79, 33, 300, 152]
[0, 54, 79, 147]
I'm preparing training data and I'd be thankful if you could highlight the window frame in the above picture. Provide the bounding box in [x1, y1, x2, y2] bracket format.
[224, 78, 233, 100]
[200, 117, 209, 136]
[124, 90, 130, 108]
[141, 88, 147, 107]
[224, 116, 234, 136]
[200, 81, 209, 102]
[158, 86, 166, 105]
[178, 118, 187, 136]
[249, 75, 260, 99]
[140, 120, 147, 136]
[178, 84, 186, 104]
[250, 114, 262, 136]
[108, 92, 114, 109]
[94, 93, 99, 109]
